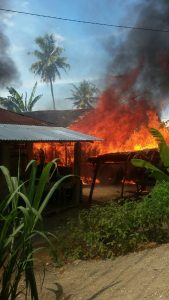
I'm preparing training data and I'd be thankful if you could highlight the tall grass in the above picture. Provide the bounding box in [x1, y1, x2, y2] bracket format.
[0, 159, 73, 299]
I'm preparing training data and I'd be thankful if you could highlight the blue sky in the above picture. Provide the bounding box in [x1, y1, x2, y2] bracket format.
[4, 0, 169, 119]
[0, 0, 144, 110]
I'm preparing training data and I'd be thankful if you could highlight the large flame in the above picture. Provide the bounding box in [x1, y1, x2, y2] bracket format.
[34, 69, 169, 164]
[69, 74, 169, 155]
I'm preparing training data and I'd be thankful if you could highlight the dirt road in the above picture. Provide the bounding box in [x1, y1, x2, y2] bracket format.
[30, 243, 169, 299]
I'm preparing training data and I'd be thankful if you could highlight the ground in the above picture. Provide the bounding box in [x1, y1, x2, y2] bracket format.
[18, 243, 169, 299]
[54, 243, 169, 299]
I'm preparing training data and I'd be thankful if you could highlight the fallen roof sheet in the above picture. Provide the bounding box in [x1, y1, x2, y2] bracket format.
[0, 124, 102, 142]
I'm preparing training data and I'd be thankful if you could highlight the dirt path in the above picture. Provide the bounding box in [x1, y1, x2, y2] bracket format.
[22, 243, 169, 299]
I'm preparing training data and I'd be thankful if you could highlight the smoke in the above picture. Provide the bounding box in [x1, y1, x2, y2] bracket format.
[0, 0, 19, 88]
[109, 0, 169, 106]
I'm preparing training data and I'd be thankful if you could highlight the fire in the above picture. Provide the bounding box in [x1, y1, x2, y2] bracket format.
[33, 70, 169, 176]
[122, 180, 136, 185]
[69, 81, 169, 155]
[81, 177, 100, 185]
[33, 142, 74, 165]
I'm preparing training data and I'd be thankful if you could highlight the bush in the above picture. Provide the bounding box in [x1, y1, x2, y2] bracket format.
[54, 182, 169, 262]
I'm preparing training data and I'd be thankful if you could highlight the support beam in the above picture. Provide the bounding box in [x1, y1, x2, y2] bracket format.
[74, 142, 81, 176]
[73, 142, 82, 203]
[88, 162, 100, 205]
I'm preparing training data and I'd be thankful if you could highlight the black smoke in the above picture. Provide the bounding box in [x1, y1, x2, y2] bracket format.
[0, 0, 19, 88]
[109, 0, 169, 104]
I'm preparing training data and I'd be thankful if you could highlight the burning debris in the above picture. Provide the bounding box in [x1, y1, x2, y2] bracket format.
[87, 148, 160, 202]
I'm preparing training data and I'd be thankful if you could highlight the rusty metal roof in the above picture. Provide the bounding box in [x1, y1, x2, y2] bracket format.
[0, 108, 50, 126]
[25, 109, 90, 127]
[0, 124, 102, 142]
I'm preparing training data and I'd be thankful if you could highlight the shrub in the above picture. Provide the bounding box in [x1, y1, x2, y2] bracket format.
[54, 181, 169, 262]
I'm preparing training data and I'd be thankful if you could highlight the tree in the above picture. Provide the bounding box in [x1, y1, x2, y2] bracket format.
[67, 80, 99, 109]
[29, 33, 70, 110]
[0, 82, 42, 112]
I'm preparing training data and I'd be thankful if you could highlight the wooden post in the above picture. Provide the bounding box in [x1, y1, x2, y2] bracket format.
[121, 176, 125, 198]
[27, 142, 33, 162]
[65, 144, 68, 166]
[88, 162, 100, 205]
[73, 142, 82, 203]
[74, 142, 81, 176]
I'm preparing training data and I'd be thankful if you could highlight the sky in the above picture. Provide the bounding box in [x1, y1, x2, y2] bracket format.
[1, 0, 169, 119]
[0, 0, 144, 111]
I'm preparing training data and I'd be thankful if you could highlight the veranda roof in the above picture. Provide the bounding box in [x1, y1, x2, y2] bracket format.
[0, 124, 102, 142]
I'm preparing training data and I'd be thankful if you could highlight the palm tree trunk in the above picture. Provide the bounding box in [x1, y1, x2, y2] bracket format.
[49, 78, 56, 110]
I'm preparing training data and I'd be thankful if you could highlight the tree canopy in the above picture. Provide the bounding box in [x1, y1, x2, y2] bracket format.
[67, 80, 99, 109]
[30, 33, 70, 110]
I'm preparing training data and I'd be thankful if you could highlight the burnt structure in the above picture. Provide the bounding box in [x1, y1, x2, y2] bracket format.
[88, 148, 160, 203]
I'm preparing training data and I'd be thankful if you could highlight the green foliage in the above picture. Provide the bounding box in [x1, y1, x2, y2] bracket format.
[131, 158, 169, 181]
[54, 182, 169, 262]
[150, 128, 169, 168]
[29, 33, 70, 110]
[131, 128, 169, 181]
[0, 82, 42, 112]
[67, 80, 99, 109]
[0, 160, 73, 299]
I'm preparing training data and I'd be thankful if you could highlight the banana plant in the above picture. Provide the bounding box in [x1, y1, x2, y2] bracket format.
[131, 128, 169, 182]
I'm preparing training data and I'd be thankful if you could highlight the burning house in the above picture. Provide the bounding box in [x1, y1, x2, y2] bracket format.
[0, 109, 101, 204]
[55, 0, 169, 200]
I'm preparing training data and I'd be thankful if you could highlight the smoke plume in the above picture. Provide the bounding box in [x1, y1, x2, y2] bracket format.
[0, 0, 19, 88]
[109, 0, 169, 106]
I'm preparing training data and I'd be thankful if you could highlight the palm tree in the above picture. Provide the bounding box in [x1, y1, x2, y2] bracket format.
[29, 34, 70, 110]
[67, 80, 99, 109]
[0, 82, 42, 112]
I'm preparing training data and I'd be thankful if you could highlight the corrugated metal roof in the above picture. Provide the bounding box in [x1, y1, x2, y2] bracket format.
[0, 124, 102, 142]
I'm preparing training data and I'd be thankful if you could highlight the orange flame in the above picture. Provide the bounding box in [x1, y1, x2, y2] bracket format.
[69, 85, 169, 154]
[33, 142, 74, 165]
[33, 68, 169, 178]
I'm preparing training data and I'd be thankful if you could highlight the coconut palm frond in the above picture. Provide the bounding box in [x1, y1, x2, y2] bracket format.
[29, 33, 70, 109]
[67, 80, 100, 109]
